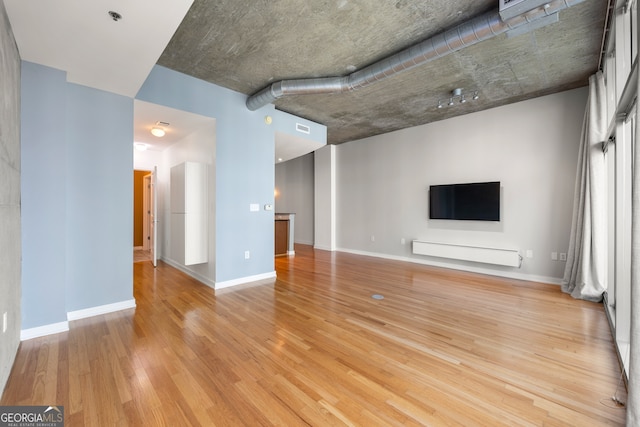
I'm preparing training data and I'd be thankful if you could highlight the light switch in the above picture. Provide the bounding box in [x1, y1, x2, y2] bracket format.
[250, 203, 260, 212]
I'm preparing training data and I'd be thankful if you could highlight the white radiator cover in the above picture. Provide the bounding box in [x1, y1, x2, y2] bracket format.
[412, 240, 521, 268]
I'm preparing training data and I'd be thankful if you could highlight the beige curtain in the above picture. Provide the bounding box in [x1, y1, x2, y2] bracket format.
[561, 72, 607, 302]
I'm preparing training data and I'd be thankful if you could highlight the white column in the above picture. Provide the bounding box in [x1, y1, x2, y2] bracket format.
[314, 145, 336, 251]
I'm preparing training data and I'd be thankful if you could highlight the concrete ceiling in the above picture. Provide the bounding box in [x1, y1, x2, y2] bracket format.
[158, 0, 607, 144]
[4, 0, 607, 149]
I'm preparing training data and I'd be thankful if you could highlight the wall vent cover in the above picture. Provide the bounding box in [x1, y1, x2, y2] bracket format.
[296, 123, 310, 134]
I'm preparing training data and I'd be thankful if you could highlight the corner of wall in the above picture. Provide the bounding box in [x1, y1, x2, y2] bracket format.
[0, 0, 22, 397]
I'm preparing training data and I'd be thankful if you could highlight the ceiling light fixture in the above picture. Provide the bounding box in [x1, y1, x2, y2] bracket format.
[151, 127, 165, 137]
[134, 142, 148, 151]
[437, 88, 479, 109]
[151, 121, 170, 137]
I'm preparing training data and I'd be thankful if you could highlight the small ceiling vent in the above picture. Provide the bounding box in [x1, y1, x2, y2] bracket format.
[156, 121, 170, 126]
[296, 123, 310, 134]
[499, 0, 551, 20]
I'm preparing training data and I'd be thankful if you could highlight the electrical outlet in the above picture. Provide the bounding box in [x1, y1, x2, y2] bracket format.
[526, 250, 533, 259]
[400, 238, 406, 245]
[244, 251, 250, 259]
[551, 252, 558, 261]
[560, 253, 567, 261]
[370, 235, 375, 242]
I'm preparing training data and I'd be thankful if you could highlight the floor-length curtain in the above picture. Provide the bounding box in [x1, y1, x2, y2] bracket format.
[627, 61, 640, 427]
[561, 71, 607, 301]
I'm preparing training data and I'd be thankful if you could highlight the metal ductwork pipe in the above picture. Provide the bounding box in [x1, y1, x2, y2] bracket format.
[246, 0, 585, 111]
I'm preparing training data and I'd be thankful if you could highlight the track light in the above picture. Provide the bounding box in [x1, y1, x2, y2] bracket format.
[437, 88, 479, 109]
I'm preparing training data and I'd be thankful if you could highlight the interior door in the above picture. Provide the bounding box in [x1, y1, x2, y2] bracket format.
[152, 166, 158, 267]
[142, 174, 151, 251]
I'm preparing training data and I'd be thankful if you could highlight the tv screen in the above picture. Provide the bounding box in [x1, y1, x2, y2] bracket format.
[429, 181, 500, 221]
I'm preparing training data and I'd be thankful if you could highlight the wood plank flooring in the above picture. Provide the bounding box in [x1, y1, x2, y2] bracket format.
[1, 245, 627, 425]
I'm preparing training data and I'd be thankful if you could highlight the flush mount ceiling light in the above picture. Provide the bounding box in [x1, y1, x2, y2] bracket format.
[150, 127, 165, 137]
[134, 142, 148, 151]
[150, 121, 169, 138]
[437, 88, 479, 109]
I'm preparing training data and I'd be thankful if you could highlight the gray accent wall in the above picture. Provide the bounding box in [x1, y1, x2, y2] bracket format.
[0, 0, 21, 395]
[277, 88, 587, 283]
[336, 88, 587, 283]
[275, 153, 314, 245]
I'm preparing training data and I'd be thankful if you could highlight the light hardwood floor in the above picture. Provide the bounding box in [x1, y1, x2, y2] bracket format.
[1, 245, 627, 425]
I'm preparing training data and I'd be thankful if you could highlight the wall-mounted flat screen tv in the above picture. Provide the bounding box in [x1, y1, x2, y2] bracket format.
[429, 181, 500, 221]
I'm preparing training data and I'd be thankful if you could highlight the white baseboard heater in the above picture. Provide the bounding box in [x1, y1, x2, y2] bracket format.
[412, 240, 522, 268]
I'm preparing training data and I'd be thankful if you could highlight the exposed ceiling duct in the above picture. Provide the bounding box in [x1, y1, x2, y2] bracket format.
[246, 0, 586, 111]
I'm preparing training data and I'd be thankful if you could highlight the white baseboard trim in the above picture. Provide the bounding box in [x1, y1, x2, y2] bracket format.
[159, 256, 276, 290]
[215, 271, 277, 290]
[313, 244, 335, 251]
[21, 321, 69, 341]
[160, 257, 216, 288]
[67, 299, 137, 321]
[337, 247, 562, 286]
[21, 299, 137, 341]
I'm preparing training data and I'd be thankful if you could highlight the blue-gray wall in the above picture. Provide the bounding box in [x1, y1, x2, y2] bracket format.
[136, 65, 276, 283]
[21, 62, 67, 329]
[21, 61, 133, 330]
[65, 83, 133, 310]
[20, 61, 286, 331]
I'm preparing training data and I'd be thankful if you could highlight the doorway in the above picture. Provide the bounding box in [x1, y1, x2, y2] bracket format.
[134, 169, 154, 263]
